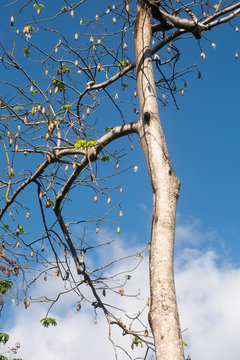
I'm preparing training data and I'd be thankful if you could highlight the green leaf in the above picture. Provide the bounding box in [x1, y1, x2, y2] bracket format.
[74, 139, 97, 149]
[3, 224, 9, 230]
[104, 127, 113, 132]
[62, 67, 71, 74]
[61, 6, 67, 11]
[17, 225, 24, 234]
[182, 341, 188, 347]
[100, 155, 111, 162]
[131, 337, 143, 348]
[60, 104, 72, 111]
[0, 333, 9, 345]
[22, 48, 30, 58]
[31, 90, 38, 96]
[120, 83, 130, 90]
[33, 3, 44, 9]
[31, 107, 36, 116]
[27, 26, 35, 34]
[118, 61, 128, 67]
[41, 317, 57, 328]
[0, 280, 13, 294]
[51, 79, 66, 92]
[0, 355, 8, 360]
[125, 275, 131, 280]
[13, 106, 23, 112]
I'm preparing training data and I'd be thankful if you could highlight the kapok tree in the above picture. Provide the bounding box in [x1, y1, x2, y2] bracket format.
[0, 1, 240, 359]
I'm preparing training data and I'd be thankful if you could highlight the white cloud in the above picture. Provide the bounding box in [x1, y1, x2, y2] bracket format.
[2, 219, 240, 360]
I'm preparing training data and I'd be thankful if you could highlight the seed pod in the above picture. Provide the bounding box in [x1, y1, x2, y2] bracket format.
[96, 226, 99, 234]
[120, 186, 123, 194]
[71, 9, 74, 17]
[97, 63, 101, 71]
[42, 106, 45, 114]
[11, 167, 14, 175]
[117, 226, 120, 234]
[107, 197, 111, 205]
[33, 275, 36, 281]
[198, 71, 202, 79]
[45, 69, 48, 76]
[63, 250, 67, 257]
[72, 162, 76, 170]
[37, 8, 41, 15]
[119, 210, 123, 217]
[10, 16, 14, 26]
[26, 299, 30, 308]
[76, 304, 81, 311]
[9, 138, 12, 147]
[126, 3, 129, 12]
[54, 86, 58, 94]
[235, 51, 238, 59]
[118, 287, 124, 296]
[23, 26, 29, 34]
[95, 14, 99, 21]
[211, 43, 216, 49]
[144, 330, 149, 337]
[94, 195, 97, 203]
[214, 3, 218, 10]
[44, 275, 47, 281]
[181, 89, 185, 96]
[30, 250, 34, 257]
[87, 107, 90, 115]
[26, 262, 29, 269]
[45, 132, 49, 140]
[12, 298, 15, 305]
[236, 27, 239, 32]
[162, 93, 166, 99]
[106, 9, 110, 14]
[54, 47, 58, 53]
[146, 298, 150, 306]
[15, 144, 18, 152]
[94, 318, 97, 324]
[149, 327, 152, 333]
[75, 59, 78, 66]
[167, 47, 171, 53]
[123, 42, 127, 49]
[134, 91, 137, 97]
[116, 162, 119, 169]
[184, 81, 187, 88]
[39, 192, 43, 200]
[113, 17, 116, 24]
[16, 241, 20, 248]
[200, 52, 206, 60]
[82, 114, 86, 121]
[55, 269, 59, 276]
[90, 35, 94, 42]
[41, 245, 45, 252]
[203, 11, 206, 17]
[64, 164, 69, 172]
[26, 212, 30, 220]
[75, 33, 78, 40]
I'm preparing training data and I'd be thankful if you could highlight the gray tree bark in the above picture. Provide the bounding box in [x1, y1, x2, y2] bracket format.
[134, 1, 184, 359]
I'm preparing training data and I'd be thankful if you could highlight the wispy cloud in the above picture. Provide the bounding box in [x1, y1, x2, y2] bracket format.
[2, 218, 240, 360]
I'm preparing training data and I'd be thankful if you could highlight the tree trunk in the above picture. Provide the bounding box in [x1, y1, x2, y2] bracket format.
[134, 1, 184, 359]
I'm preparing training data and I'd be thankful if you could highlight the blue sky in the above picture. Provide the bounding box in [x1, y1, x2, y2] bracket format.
[1, 0, 240, 359]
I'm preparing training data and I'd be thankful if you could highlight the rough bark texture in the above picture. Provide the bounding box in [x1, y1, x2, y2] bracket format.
[134, 1, 184, 359]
